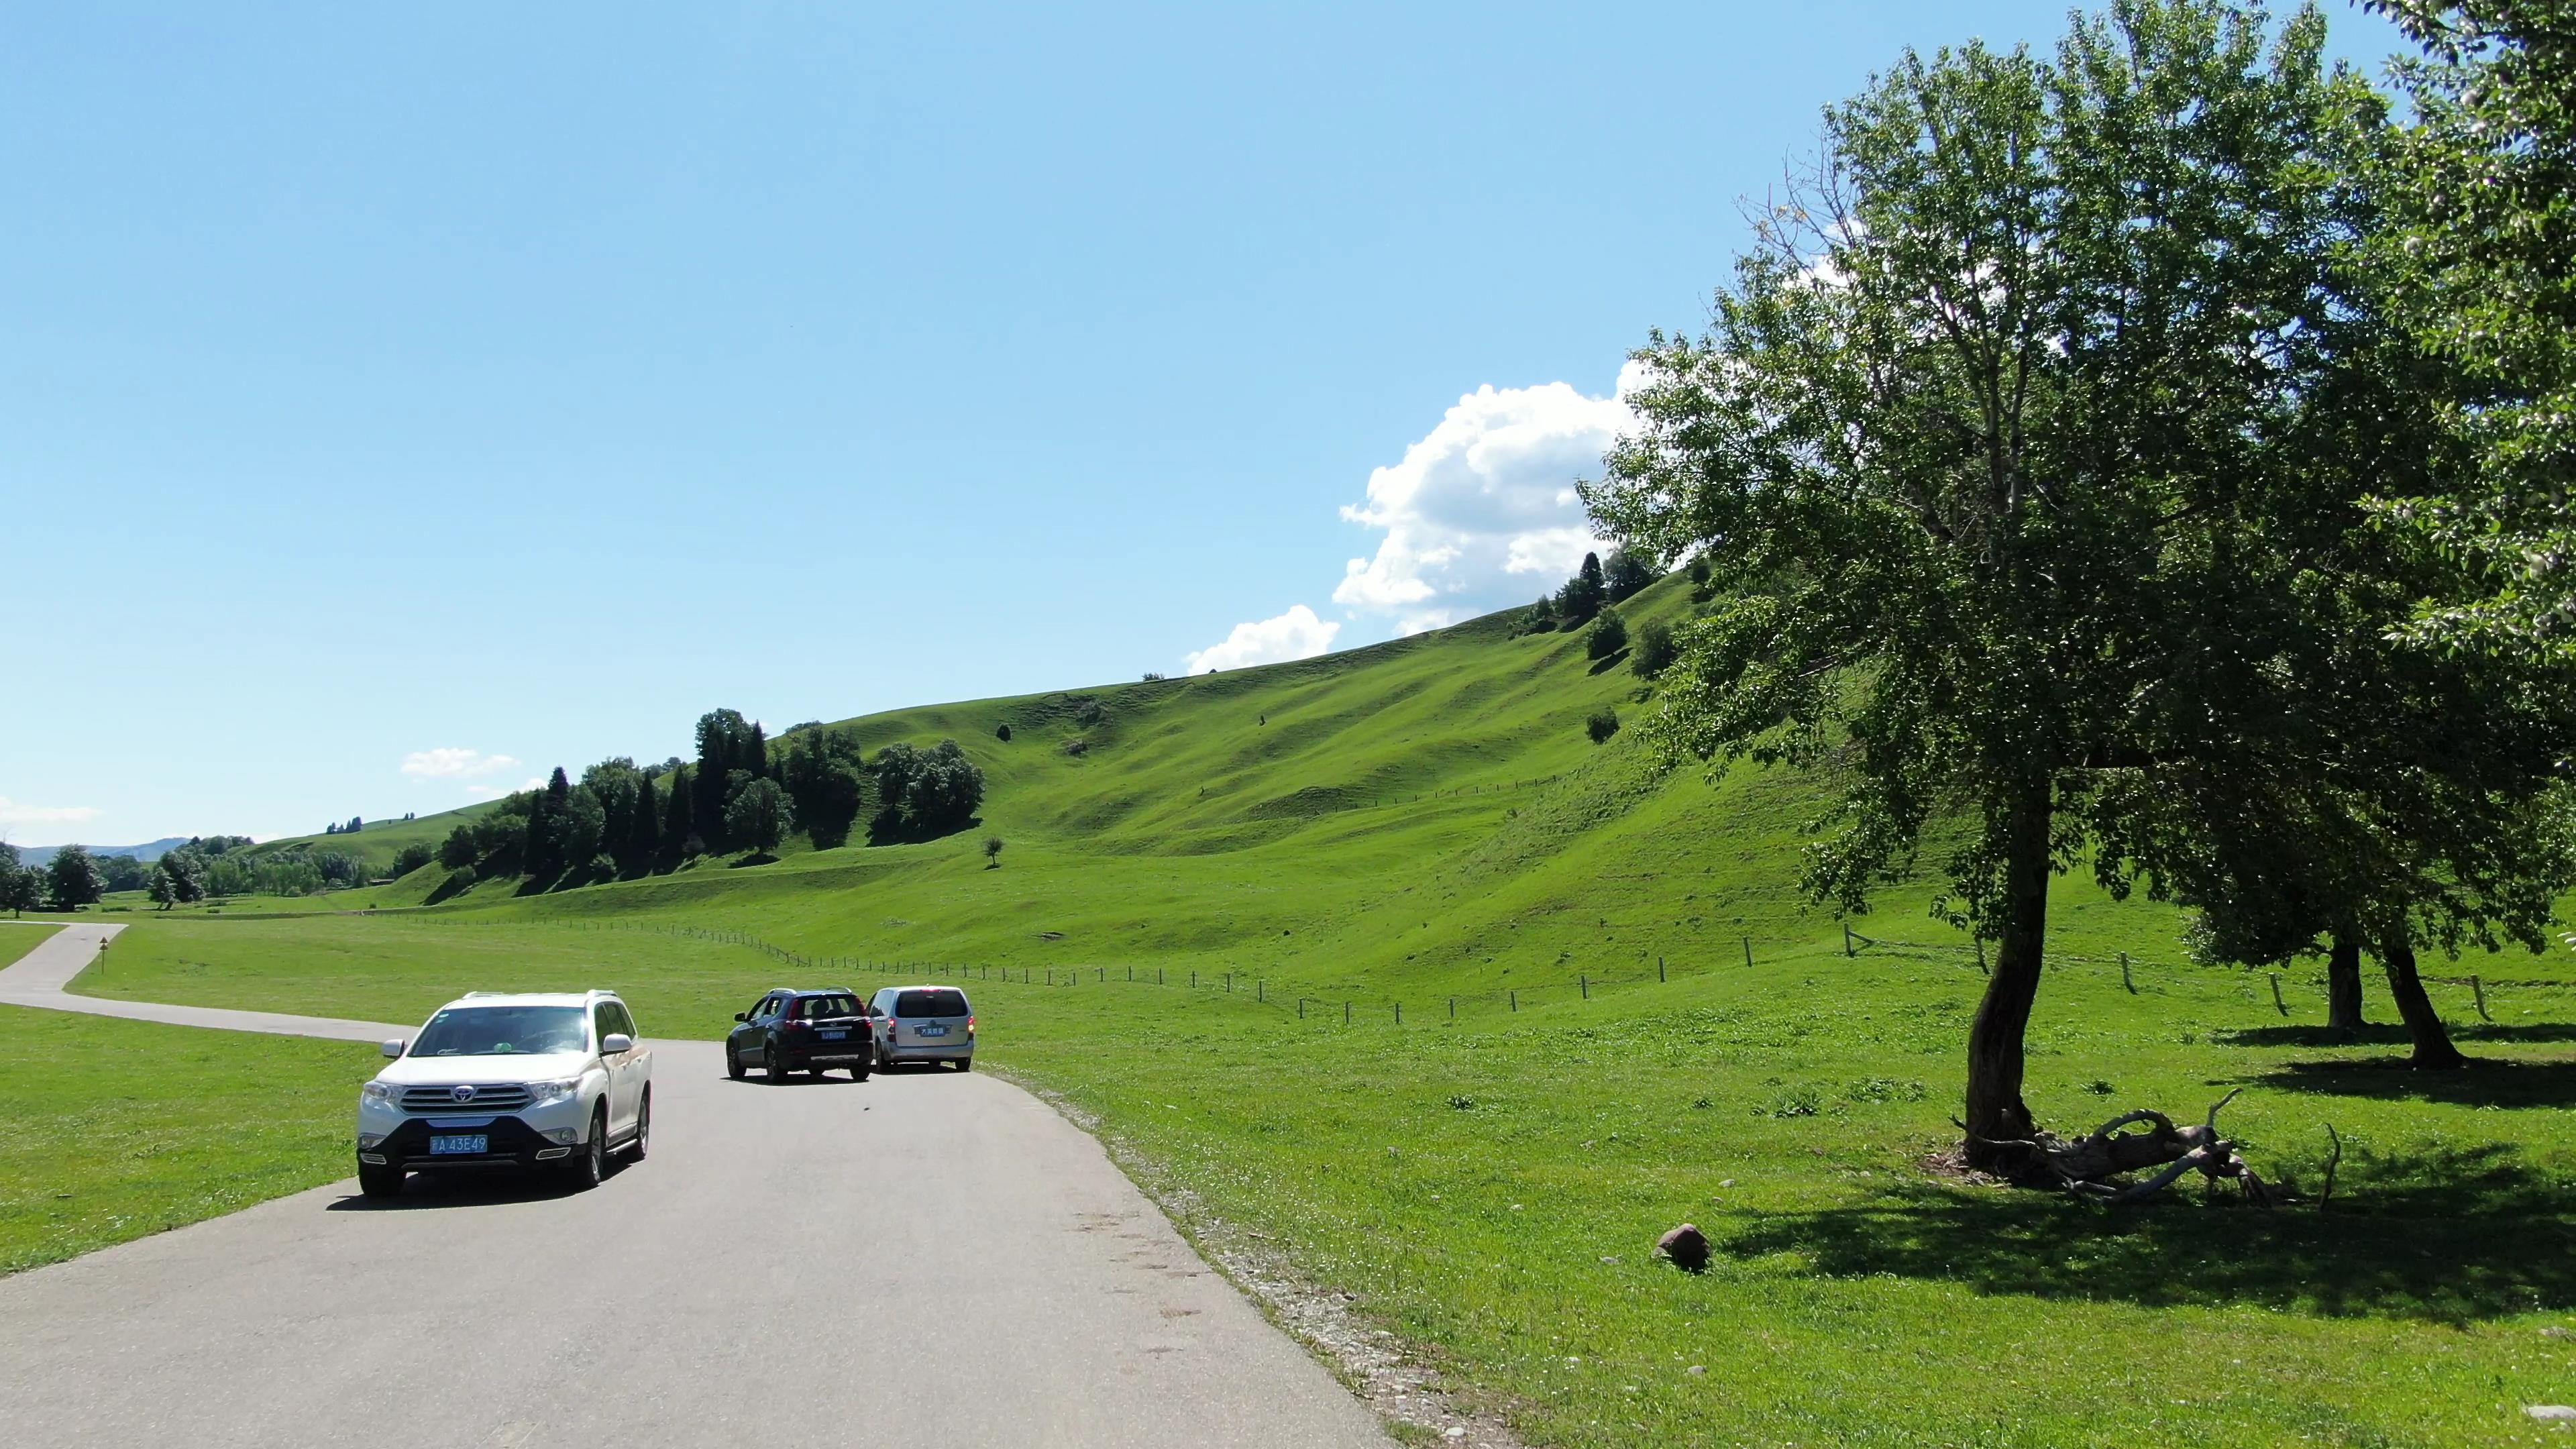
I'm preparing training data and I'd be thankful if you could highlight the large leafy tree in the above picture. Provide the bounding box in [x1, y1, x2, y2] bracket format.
[779, 727, 870, 850]
[1587, 0, 2396, 1165]
[2369, 0, 2576, 655]
[722, 777, 794, 857]
[46, 845, 105, 910]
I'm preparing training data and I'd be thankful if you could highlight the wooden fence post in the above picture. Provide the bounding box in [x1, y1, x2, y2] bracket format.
[2121, 952, 2135, 994]
[2473, 975, 2491, 1021]
[1742, 936, 1753, 969]
[1580, 974, 1589, 1000]
[2269, 972, 2288, 1016]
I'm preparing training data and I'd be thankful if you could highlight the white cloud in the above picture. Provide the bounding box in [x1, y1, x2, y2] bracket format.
[400, 748, 521, 782]
[1332, 364, 1644, 633]
[1185, 605, 1341, 674]
[0, 797, 103, 828]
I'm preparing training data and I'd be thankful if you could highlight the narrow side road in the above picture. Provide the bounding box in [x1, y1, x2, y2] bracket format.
[0, 921, 1395, 1448]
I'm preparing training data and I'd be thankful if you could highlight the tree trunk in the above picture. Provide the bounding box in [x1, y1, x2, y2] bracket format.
[2325, 933, 2366, 1034]
[1963, 784, 2052, 1171]
[2379, 937, 2469, 1069]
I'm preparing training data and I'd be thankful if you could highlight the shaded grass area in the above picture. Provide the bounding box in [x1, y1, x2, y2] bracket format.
[0, 1006, 376, 1275]
[68, 912, 2576, 1446]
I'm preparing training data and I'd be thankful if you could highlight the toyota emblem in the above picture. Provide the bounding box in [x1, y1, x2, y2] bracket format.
[449, 1085, 477, 1104]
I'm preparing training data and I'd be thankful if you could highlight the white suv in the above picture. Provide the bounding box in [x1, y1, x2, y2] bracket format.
[355, 990, 652, 1198]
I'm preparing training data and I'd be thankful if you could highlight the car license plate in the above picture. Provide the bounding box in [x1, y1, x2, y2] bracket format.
[429, 1134, 488, 1155]
[820, 1030, 847, 1040]
[917, 1025, 947, 1038]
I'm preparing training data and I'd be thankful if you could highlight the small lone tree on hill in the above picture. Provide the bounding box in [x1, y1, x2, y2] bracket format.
[983, 835, 1005, 868]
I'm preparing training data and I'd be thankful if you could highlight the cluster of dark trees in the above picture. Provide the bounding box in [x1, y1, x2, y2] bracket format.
[322, 816, 363, 835]
[1582, 0, 2576, 1167]
[1517, 549, 1654, 638]
[434, 708, 987, 891]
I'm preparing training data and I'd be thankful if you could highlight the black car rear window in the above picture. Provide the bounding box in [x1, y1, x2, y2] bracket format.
[792, 995, 861, 1020]
[895, 989, 969, 1018]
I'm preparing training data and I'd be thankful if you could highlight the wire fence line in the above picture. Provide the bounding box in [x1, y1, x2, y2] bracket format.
[405, 912, 2557, 1032]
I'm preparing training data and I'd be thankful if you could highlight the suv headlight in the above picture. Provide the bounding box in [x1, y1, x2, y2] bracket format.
[360, 1081, 395, 1106]
[525, 1078, 580, 1109]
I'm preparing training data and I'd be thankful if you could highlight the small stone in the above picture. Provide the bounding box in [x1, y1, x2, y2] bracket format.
[1656, 1222, 1713, 1274]
[1509, 1203, 1523, 1212]
[2528, 1405, 2576, 1422]
[2541, 1326, 2573, 1339]
[1686, 1365, 1707, 1375]
[1442, 1430, 1466, 1442]
[1600, 1254, 1622, 1265]
[1718, 1179, 1735, 1188]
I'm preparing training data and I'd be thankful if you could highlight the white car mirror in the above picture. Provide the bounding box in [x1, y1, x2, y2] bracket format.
[380, 1038, 405, 1058]
[601, 1033, 634, 1055]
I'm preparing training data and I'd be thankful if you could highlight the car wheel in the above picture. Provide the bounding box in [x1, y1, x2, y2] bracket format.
[850, 1061, 870, 1081]
[767, 1040, 791, 1082]
[565, 1106, 606, 1189]
[955, 1057, 972, 1073]
[357, 1160, 405, 1199]
[726, 1044, 745, 1080]
[624, 1089, 651, 1161]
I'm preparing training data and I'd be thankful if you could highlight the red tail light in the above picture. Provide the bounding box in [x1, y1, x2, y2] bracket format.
[967, 1014, 977, 1033]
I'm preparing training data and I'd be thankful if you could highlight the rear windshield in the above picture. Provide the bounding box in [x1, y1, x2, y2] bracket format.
[411, 1006, 588, 1057]
[895, 989, 969, 1018]
[792, 995, 861, 1020]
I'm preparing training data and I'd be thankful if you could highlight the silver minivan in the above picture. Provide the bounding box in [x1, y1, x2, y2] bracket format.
[871, 984, 974, 1070]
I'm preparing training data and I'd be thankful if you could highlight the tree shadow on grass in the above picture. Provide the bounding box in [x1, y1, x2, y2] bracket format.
[2221, 1023, 2576, 1049]
[1724, 1142, 2576, 1324]
[2246, 1055, 2576, 1108]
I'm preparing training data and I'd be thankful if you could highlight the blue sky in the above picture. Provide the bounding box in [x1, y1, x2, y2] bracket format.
[2, 1, 2406, 845]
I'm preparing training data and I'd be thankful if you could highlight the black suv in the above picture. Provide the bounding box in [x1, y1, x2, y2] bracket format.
[726, 988, 877, 1082]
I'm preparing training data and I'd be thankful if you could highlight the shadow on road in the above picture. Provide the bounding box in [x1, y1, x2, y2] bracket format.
[327, 1158, 639, 1212]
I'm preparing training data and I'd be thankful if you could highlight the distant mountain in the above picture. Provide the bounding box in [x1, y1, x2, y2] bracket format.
[15, 839, 191, 866]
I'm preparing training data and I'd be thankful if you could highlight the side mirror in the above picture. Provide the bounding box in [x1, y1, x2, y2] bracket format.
[601, 1033, 633, 1055]
[380, 1038, 405, 1059]
[734, 1012, 748, 1022]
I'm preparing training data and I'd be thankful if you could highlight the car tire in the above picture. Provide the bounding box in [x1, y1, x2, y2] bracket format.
[850, 1062, 870, 1081]
[955, 1057, 972, 1073]
[357, 1161, 404, 1199]
[726, 1044, 745, 1081]
[767, 1041, 791, 1082]
[565, 1106, 606, 1190]
[624, 1089, 651, 1161]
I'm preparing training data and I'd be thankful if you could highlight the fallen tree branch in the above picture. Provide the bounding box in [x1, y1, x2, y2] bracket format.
[1958, 1091, 2273, 1208]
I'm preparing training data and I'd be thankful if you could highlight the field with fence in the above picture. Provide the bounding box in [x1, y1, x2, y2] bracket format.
[40, 567, 2576, 1444]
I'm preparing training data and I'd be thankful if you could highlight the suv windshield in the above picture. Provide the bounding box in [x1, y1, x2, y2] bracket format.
[793, 995, 861, 1020]
[410, 1006, 590, 1057]
[894, 989, 969, 1018]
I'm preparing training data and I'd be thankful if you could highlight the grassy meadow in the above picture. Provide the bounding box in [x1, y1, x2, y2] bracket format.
[35, 576, 2576, 1444]
[0, 1006, 377, 1276]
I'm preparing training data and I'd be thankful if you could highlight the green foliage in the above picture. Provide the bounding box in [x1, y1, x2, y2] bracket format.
[721, 777, 794, 857]
[1631, 619, 1678, 678]
[1586, 707, 1621, 744]
[983, 833, 1006, 867]
[1554, 551, 1607, 625]
[1585, 606, 1628, 661]
[45, 846, 103, 910]
[2371, 0, 2576, 656]
[777, 727, 869, 850]
[390, 843, 434, 877]
[692, 708, 767, 853]
[867, 739, 985, 843]
[1603, 548, 1656, 602]
[1516, 594, 1558, 636]
[995, 722, 1012, 742]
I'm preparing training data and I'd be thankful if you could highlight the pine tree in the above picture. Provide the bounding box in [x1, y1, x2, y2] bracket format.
[629, 773, 661, 871]
[663, 765, 698, 858]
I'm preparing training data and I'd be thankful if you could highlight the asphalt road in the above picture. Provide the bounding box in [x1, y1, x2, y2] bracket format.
[0, 922, 1393, 1448]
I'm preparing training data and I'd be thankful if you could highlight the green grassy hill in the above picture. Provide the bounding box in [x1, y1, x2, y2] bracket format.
[56, 571, 2576, 1446]
[239, 800, 499, 876]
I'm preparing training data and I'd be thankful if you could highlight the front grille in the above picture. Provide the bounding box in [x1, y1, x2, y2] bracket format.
[400, 1084, 534, 1114]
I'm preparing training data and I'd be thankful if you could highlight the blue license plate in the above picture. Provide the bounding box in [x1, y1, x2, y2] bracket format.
[820, 1030, 847, 1040]
[917, 1025, 947, 1038]
[429, 1134, 488, 1155]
